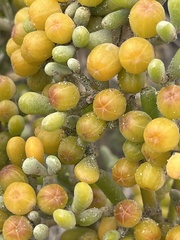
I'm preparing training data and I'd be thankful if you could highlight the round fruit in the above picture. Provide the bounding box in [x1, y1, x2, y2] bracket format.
[112, 157, 139, 187]
[6, 38, 20, 57]
[8, 115, 25, 136]
[48, 81, 80, 111]
[118, 68, 146, 94]
[58, 136, 85, 165]
[10, 48, 40, 76]
[87, 43, 122, 81]
[0, 100, 19, 123]
[119, 110, 152, 143]
[0, 75, 16, 101]
[157, 84, 180, 119]
[76, 111, 106, 142]
[0, 164, 28, 190]
[166, 153, 180, 179]
[119, 37, 155, 74]
[37, 184, 68, 215]
[29, 0, 61, 30]
[45, 12, 76, 44]
[74, 156, 100, 184]
[21, 30, 54, 65]
[114, 199, 142, 228]
[93, 88, 126, 121]
[135, 162, 165, 191]
[143, 117, 179, 152]
[129, 0, 165, 38]
[3, 182, 36, 215]
[134, 218, 162, 240]
[3, 215, 33, 240]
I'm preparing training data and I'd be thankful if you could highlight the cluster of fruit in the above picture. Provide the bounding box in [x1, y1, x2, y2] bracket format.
[1, 0, 180, 239]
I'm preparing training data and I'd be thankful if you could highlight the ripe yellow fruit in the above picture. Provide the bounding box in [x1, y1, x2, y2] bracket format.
[119, 37, 155, 74]
[87, 43, 122, 81]
[77, 0, 104, 7]
[129, 0, 165, 38]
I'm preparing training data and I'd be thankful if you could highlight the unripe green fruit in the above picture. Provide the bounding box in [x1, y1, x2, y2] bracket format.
[101, 9, 129, 30]
[87, 29, 113, 50]
[118, 68, 146, 94]
[167, 49, 180, 80]
[61, 227, 97, 240]
[73, 6, 91, 26]
[41, 112, 67, 131]
[58, 136, 85, 165]
[67, 58, 81, 73]
[122, 140, 144, 162]
[64, 1, 79, 18]
[18, 92, 54, 115]
[135, 162, 165, 191]
[0, 100, 19, 123]
[53, 209, 76, 229]
[87, 16, 103, 32]
[72, 26, 89, 48]
[45, 155, 61, 175]
[44, 62, 72, 78]
[8, 115, 25, 136]
[52, 45, 76, 64]
[156, 20, 177, 42]
[168, 0, 180, 32]
[22, 157, 47, 176]
[33, 224, 49, 240]
[27, 67, 52, 92]
[76, 208, 102, 226]
[148, 58, 166, 84]
[102, 230, 121, 240]
[91, 0, 138, 16]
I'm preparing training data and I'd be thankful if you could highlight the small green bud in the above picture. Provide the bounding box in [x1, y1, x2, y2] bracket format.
[44, 62, 72, 78]
[22, 157, 48, 176]
[73, 6, 91, 26]
[168, 0, 180, 32]
[45, 155, 61, 175]
[53, 209, 76, 229]
[167, 49, 180, 81]
[148, 58, 166, 84]
[67, 58, 81, 73]
[64, 1, 80, 18]
[18, 92, 54, 115]
[101, 9, 129, 30]
[87, 29, 113, 50]
[41, 112, 67, 131]
[27, 211, 41, 225]
[156, 20, 177, 42]
[76, 207, 103, 226]
[52, 45, 76, 64]
[72, 26, 90, 48]
[33, 224, 49, 240]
